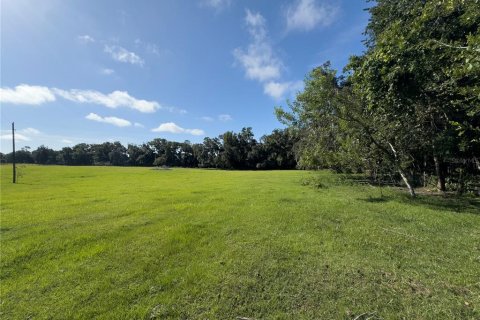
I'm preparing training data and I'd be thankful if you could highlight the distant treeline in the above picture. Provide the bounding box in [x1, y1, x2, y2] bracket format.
[0, 128, 297, 170]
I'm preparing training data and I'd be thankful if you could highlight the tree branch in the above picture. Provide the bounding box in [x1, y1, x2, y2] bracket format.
[432, 39, 480, 52]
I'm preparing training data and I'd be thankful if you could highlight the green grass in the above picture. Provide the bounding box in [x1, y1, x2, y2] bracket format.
[1, 165, 479, 319]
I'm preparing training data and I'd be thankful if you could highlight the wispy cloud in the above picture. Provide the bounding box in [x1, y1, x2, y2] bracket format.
[286, 0, 338, 32]
[0, 84, 56, 105]
[0, 133, 31, 141]
[201, 114, 233, 122]
[167, 107, 188, 115]
[134, 39, 164, 56]
[234, 10, 302, 100]
[146, 43, 160, 55]
[77, 34, 95, 44]
[201, 116, 214, 122]
[100, 68, 115, 75]
[233, 10, 282, 82]
[218, 114, 233, 122]
[152, 122, 205, 136]
[53, 88, 160, 113]
[20, 127, 41, 135]
[1, 127, 42, 143]
[104, 45, 144, 66]
[134, 122, 145, 128]
[0, 129, 106, 150]
[263, 81, 303, 100]
[202, 0, 231, 10]
[85, 113, 132, 127]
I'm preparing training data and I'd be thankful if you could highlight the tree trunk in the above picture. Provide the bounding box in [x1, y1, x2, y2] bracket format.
[474, 157, 480, 171]
[423, 155, 427, 188]
[456, 167, 464, 195]
[433, 156, 446, 192]
[386, 142, 416, 197]
[398, 168, 416, 197]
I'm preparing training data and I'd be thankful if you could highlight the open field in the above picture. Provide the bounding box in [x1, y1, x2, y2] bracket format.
[1, 165, 479, 319]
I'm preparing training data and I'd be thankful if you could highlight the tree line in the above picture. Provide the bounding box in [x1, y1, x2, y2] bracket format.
[0, 128, 297, 170]
[276, 0, 479, 196]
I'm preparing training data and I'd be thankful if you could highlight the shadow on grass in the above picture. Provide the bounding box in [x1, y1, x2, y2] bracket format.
[359, 196, 393, 203]
[357, 191, 479, 214]
[399, 193, 480, 215]
[306, 172, 479, 214]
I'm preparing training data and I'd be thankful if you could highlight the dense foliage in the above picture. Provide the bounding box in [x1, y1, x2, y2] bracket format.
[277, 0, 480, 196]
[0, 128, 298, 170]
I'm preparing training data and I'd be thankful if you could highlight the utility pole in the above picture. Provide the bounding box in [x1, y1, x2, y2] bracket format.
[12, 122, 16, 183]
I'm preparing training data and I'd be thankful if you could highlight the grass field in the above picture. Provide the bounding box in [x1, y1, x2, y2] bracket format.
[1, 165, 479, 319]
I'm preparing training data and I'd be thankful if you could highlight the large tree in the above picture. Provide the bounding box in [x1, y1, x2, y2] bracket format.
[276, 63, 420, 195]
[277, 0, 479, 196]
[353, 0, 480, 191]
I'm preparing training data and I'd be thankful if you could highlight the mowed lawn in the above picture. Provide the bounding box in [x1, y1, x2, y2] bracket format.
[1, 165, 479, 319]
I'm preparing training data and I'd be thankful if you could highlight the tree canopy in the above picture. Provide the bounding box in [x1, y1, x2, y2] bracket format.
[277, 0, 480, 196]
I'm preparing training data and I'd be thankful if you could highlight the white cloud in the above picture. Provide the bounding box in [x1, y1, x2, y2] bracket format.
[104, 45, 144, 66]
[152, 122, 205, 136]
[0, 84, 56, 105]
[0, 133, 30, 141]
[286, 0, 338, 32]
[1, 84, 182, 114]
[201, 116, 214, 122]
[20, 128, 41, 135]
[100, 68, 115, 75]
[233, 10, 304, 101]
[134, 122, 144, 128]
[218, 114, 233, 122]
[85, 113, 132, 127]
[54, 89, 160, 113]
[264, 81, 303, 100]
[245, 9, 267, 40]
[77, 35, 95, 44]
[61, 139, 73, 144]
[233, 10, 282, 82]
[233, 45, 281, 82]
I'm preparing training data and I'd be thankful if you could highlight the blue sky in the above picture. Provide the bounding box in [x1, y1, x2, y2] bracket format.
[0, 0, 370, 153]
